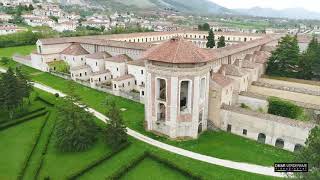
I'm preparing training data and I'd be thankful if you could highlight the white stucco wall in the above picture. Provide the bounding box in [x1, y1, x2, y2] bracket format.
[220, 108, 314, 151]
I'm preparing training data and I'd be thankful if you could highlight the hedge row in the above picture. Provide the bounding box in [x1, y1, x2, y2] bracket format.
[268, 97, 304, 119]
[0, 110, 48, 131]
[107, 152, 148, 179]
[0, 107, 46, 126]
[36, 96, 56, 107]
[67, 142, 131, 180]
[107, 152, 203, 180]
[17, 112, 51, 180]
[33, 111, 58, 180]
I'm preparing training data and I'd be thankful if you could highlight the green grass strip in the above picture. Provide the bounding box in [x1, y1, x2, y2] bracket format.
[17, 112, 50, 180]
[67, 143, 131, 180]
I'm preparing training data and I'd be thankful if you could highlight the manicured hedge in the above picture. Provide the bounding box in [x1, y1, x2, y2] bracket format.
[36, 96, 55, 107]
[268, 97, 304, 119]
[0, 110, 48, 131]
[0, 107, 46, 125]
[17, 112, 50, 180]
[67, 142, 131, 180]
[107, 152, 203, 180]
[34, 114, 58, 180]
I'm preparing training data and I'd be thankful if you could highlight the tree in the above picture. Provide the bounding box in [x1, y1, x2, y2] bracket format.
[202, 23, 210, 31]
[54, 96, 99, 152]
[266, 35, 300, 77]
[0, 57, 11, 65]
[1, 68, 23, 119]
[217, 36, 226, 48]
[206, 29, 215, 48]
[297, 51, 314, 80]
[198, 23, 210, 31]
[294, 126, 320, 179]
[16, 68, 32, 104]
[104, 97, 128, 150]
[308, 36, 320, 78]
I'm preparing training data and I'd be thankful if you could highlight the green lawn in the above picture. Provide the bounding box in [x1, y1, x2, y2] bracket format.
[0, 114, 46, 180]
[120, 157, 190, 180]
[0, 45, 36, 58]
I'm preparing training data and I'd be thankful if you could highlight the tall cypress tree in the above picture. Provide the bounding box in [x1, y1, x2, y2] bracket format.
[308, 36, 320, 78]
[206, 29, 215, 48]
[217, 36, 226, 48]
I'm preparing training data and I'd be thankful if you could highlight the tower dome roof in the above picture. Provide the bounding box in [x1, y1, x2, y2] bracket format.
[143, 37, 213, 64]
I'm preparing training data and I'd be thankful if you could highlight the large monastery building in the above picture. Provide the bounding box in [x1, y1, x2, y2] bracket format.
[14, 30, 316, 151]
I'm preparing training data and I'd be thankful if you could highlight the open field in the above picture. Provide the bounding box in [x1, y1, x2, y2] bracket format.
[0, 45, 36, 58]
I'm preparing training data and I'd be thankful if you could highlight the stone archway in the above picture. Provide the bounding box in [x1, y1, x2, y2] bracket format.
[294, 144, 303, 152]
[275, 138, 284, 149]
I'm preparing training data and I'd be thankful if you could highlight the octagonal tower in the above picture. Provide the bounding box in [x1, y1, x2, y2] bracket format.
[144, 37, 212, 139]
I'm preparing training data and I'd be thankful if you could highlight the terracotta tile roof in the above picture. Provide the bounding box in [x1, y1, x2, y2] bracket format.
[219, 64, 246, 77]
[70, 65, 91, 71]
[86, 51, 112, 59]
[105, 54, 133, 63]
[205, 35, 281, 60]
[254, 51, 271, 64]
[143, 37, 213, 64]
[210, 73, 234, 88]
[234, 59, 259, 69]
[112, 74, 134, 82]
[61, 43, 89, 56]
[127, 59, 146, 67]
[39, 37, 153, 50]
[91, 69, 110, 76]
[260, 45, 275, 52]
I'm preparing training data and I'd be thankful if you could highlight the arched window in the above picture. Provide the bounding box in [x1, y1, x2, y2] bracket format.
[294, 144, 303, 152]
[257, 133, 266, 144]
[275, 138, 284, 149]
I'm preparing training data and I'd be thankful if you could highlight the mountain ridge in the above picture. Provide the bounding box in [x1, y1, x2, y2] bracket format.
[235, 7, 320, 20]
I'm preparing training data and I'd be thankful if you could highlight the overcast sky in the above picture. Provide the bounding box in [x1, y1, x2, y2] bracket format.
[211, 0, 320, 12]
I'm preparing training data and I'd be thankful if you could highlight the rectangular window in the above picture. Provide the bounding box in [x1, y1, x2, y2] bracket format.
[243, 129, 247, 135]
[227, 124, 232, 132]
[141, 70, 144, 75]
[157, 78, 166, 101]
[114, 84, 117, 89]
[142, 91, 144, 96]
[180, 81, 190, 113]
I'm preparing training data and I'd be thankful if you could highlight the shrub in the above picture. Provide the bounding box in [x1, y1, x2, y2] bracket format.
[54, 97, 99, 152]
[267, 97, 303, 119]
[104, 98, 128, 150]
[240, 103, 250, 109]
[55, 93, 60, 98]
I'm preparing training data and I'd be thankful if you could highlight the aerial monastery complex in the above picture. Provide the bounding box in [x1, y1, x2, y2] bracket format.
[14, 31, 317, 152]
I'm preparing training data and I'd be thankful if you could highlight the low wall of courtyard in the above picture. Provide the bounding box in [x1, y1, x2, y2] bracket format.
[220, 105, 315, 152]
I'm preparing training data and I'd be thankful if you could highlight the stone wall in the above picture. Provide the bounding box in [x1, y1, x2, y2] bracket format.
[253, 81, 320, 96]
[220, 105, 315, 151]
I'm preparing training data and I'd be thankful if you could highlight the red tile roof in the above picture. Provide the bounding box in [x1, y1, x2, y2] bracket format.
[210, 73, 234, 88]
[61, 43, 89, 56]
[86, 51, 112, 59]
[105, 54, 133, 63]
[143, 37, 213, 64]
